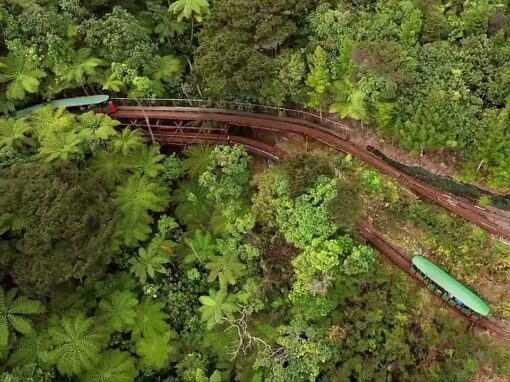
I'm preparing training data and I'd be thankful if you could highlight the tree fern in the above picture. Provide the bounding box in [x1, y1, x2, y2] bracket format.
[172, 180, 214, 229]
[129, 298, 169, 340]
[59, 48, 103, 88]
[135, 331, 174, 369]
[112, 214, 152, 249]
[43, 314, 105, 376]
[0, 118, 33, 149]
[169, 0, 210, 22]
[77, 112, 120, 141]
[8, 332, 41, 366]
[0, 287, 45, 349]
[183, 229, 217, 264]
[182, 145, 213, 178]
[36, 128, 92, 162]
[28, 106, 76, 139]
[81, 350, 137, 382]
[97, 291, 138, 333]
[0, 53, 46, 100]
[128, 246, 171, 284]
[88, 149, 128, 190]
[110, 128, 145, 156]
[152, 55, 182, 83]
[101, 70, 124, 93]
[114, 175, 169, 221]
[205, 253, 246, 288]
[126, 145, 165, 178]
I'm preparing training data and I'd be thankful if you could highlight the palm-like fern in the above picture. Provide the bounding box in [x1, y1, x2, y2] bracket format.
[135, 332, 174, 369]
[7, 332, 42, 366]
[81, 350, 137, 382]
[183, 229, 217, 264]
[152, 55, 182, 83]
[77, 112, 120, 141]
[127, 145, 165, 178]
[205, 253, 246, 288]
[43, 314, 104, 376]
[110, 128, 145, 156]
[0, 287, 45, 349]
[97, 291, 138, 332]
[0, 118, 33, 149]
[182, 145, 213, 178]
[36, 128, 91, 162]
[114, 175, 169, 221]
[169, 0, 210, 22]
[172, 180, 214, 229]
[128, 246, 171, 284]
[88, 149, 128, 190]
[129, 298, 169, 340]
[199, 289, 238, 330]
[112, 214, 152, 249]
[0, 53, 46, 100]
[59, 48, 103, 88]
[28, 106, 76, 139]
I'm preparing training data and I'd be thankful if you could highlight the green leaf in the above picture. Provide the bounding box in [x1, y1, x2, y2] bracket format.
[81, 350, 137, 382]
[210, 370, 222, 382]
[44, 314, 104, 376]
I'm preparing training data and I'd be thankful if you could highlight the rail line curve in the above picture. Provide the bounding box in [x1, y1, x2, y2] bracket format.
[132, 126, 510, 342]
[112, 105, 510, 242]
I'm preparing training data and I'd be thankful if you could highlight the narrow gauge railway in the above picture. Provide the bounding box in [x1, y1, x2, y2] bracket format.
[111, 104, 510, 242]
[129, 125, 510, 341]
[12, 96, 510, 242]
[10, 97, 510, 340]
[357, 219, 510, 342]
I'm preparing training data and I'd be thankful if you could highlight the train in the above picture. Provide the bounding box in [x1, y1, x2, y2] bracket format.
[411, 255, 490, 319]
[13, 94, 118, 118]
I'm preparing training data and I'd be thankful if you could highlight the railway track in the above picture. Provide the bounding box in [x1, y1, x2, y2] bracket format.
[125, 125, 510, 342]
[113, 106, 510, 242]
[357, 219, 510, 342]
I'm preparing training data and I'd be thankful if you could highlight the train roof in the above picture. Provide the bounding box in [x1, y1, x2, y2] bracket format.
[412, 256, 490, 316]
[52, 95, 109, 108]
[14, 95, 110, 118]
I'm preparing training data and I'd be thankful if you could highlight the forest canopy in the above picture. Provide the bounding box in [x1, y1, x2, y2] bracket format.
[1, 0, 510, 381]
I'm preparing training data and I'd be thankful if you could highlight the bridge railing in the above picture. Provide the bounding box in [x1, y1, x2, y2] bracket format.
[110, 98, 351, 138]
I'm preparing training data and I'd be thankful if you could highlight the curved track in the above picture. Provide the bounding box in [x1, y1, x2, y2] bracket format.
[123, 121, 510, 342]
[357, 219, 510, 342]
[113, 106, 510, 242]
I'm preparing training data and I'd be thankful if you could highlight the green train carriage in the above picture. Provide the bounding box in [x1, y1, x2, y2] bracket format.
[13, 95, 114, 118]
[411, 256, 490, 319]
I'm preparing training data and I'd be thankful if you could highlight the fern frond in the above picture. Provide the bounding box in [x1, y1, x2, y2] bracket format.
[112, 214, 152, 250]
[114, 175, 169, 221]
[8, 332, 41, 366]
[0, 287, 44, 349]
[81, 350, 137, 382]
[88, 149, 128, 190]
[97, 291, 138, 333]
[135, 331, 174, 369]
[182, 145, 213, 178]
[129, 299, 169, 340]
[0, 53, 46, 100]
[45, 314, 104, 376]
[28, 106, 76, 139]
[110, 128, 145, 156]
[127, 145, 165, 178]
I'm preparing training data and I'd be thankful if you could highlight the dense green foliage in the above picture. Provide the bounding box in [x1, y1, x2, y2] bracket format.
[1, 106, 507, 379]
[3, 0, 510, 188]
[2, 1, 510, 381]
